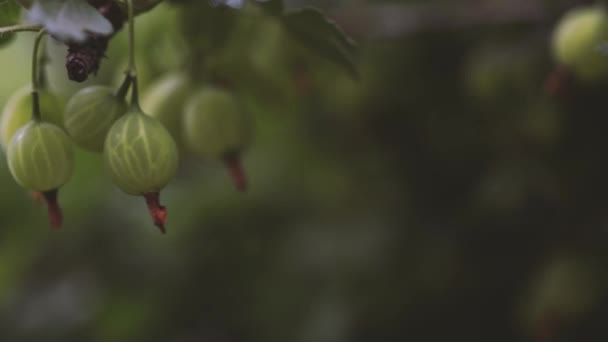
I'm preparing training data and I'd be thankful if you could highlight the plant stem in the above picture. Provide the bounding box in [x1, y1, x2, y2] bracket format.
[127, 0, 140, 110]
[115, 73, 133, 99]
[0, 24, 42, 36]
[31, 29, 46, 121]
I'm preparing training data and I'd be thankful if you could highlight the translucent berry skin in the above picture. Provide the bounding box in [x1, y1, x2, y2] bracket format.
[552, 6, 608, 81]
[64, 86, 128, 152]
[7, 121, 74, 192]
[0, 86, 64, 152]
[141, 72, 191, 150]
[103, 110, 178, 195]
[183, 87, 253, 160]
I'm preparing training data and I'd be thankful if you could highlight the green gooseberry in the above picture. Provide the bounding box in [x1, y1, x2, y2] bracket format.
[103, 108, 178, 233]
[552, 5, 608, 81]
[0, 85, 65, 152]
[7, 121, 74, 192]
[141, 71, 191, 151]
[183, 87, 253, 191]
[64, 85, 128, 152]
[104, 109, 178, 196]
[183, 87, 253, 160]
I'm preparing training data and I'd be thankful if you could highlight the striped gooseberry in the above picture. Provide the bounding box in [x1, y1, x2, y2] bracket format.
[7, 120, 74, 228]
[0, 85, 64, 152]
[103, 108, 178, 233]
[63, 85, 128, 152]
[183, 86, 253, 191]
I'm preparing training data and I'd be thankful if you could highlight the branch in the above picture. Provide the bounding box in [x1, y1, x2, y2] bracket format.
[0, 24, 44, 37]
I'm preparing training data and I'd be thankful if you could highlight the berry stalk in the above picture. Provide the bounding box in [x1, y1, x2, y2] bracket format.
[224, 154, 247, 192]
[42, 189, 63, 229]
[30, 29, 46, 121]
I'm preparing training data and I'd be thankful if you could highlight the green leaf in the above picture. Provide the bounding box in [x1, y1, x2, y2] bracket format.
[116, 0, 164, 15]
[283, 7, 358, 79]
[179, 2, 238, 53]
[0, 0, 22, 47]
[13, 0, 31, 9]
[256, 0, 283, 15]
[28, 0, 114, 42]
[0, 0, 21, 25]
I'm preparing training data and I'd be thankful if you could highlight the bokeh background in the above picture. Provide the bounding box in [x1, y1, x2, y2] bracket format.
[2, 0, 608, 341]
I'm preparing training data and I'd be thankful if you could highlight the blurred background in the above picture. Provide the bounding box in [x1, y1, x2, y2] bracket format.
[2, 0, 608, 341]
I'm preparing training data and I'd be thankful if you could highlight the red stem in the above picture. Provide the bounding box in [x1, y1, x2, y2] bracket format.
[144, 192, 167, 234]
[42, 189, 63, 229]
[543, 65, 571, 101]
[224, 155, 247, 192]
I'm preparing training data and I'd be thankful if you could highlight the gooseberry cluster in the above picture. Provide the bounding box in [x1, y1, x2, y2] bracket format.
[0, 0, 253, 233]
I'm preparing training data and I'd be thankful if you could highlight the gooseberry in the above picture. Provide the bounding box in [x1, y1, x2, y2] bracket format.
[0, 85, 64, 151]
[183, 87, 253, 191]
[7, 120, 74, 228]
[552, 5, 608, 81]
[63, 85, 128, 152]
[103, 108, 178, 232]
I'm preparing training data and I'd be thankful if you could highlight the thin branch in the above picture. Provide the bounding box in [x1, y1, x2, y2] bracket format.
[0, 24, 44, 36]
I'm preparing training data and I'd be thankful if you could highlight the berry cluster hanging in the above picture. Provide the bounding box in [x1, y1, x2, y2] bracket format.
[0, 0, 253, 233]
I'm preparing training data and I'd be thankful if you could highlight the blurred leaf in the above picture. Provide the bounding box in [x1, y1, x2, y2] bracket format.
[0, 0, 21, 47]
[178, 2, 237, 57]
[117, 0, 164, 15]
[13, 0, 30, 9]
[28, 0, 113, 42]
[283, 7, 358, 79]
[256, 0, 283, 15]
[0, 0, 21, 24]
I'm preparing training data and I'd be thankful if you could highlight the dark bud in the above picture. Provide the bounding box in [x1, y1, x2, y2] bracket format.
[65, 0, 125, 82]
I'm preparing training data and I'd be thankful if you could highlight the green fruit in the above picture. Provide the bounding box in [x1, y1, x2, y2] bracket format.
[183, 87, 253, 160]
[141, 72, 191, 150]
[0, 86, 65, 151]
[552, 5, 608, 81]
[103, 109, 178, 195]
[64, 86, 128, 152]
[7, 121, 74, 192]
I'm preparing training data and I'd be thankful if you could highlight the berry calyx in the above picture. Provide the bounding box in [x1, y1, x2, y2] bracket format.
[63, 85, 128, 152]
[183, 87, 253, 191]
[144, 192, 167, 234]
[224, 154, 247, 192]
[552, 5, 608, 81]
[7, 121, 74, 228]
[42, 189, 63, 229]
[103, 108, 178, 232]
